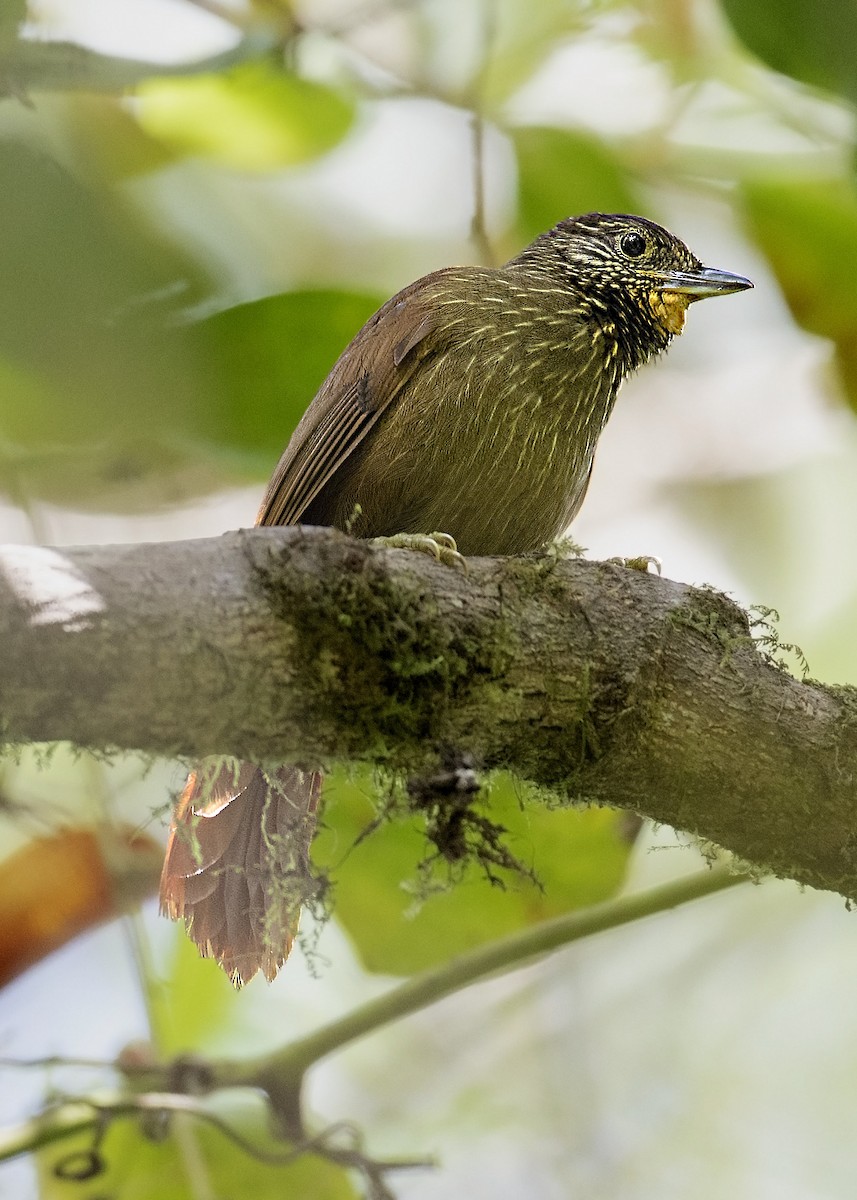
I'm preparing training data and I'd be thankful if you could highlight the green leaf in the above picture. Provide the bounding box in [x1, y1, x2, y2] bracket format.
[150, 926, 237, 1057]
[135, 65, 355, 170]
[37, 1100, 359, 1200]
[512, 125, 640, 242]
[0, 138, 220, 509]
[0, 131, 382, 508]
[66, 94, 180, 179]
[315, 769, 633, 975]
[721, 0, 857, 106]
[0, 274, 383, 509]
[0, 0, 25, 45]
[743, 176, 857, 407]
[192, 289, 386, 456]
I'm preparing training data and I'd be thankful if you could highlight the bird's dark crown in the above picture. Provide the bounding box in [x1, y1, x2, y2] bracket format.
[510, 212, 704, 367]
[513, 212, 702, 288]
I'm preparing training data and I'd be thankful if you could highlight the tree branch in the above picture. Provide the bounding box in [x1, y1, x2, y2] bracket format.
[1, 526, 856, 901]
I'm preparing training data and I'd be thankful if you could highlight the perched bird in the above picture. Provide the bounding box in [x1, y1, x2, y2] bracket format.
[160, 212, 752, 984]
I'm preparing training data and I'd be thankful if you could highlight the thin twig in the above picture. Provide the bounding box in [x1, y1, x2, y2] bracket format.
[235, 864, 745, 1097]
[468, 0, 498, 264]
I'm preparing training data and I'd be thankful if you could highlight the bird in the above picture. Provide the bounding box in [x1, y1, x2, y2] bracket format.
[159, 212, 752, 985]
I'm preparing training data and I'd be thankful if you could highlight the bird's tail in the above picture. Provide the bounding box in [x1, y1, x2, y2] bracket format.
[159, 759, 321, 986]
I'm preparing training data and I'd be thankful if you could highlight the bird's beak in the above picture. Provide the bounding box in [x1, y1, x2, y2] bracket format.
[657, 266, 754, 301]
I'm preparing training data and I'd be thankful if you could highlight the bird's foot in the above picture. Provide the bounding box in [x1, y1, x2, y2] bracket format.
[607, 554, 662, 575]
[369, 531, 466, 571]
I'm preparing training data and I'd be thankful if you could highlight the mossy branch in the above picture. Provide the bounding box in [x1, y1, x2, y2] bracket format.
[1, 525, 856, 903]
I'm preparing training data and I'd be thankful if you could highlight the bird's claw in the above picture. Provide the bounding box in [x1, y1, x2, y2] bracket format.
[607, 554, 662, 575]
[369, 531, 467, 571]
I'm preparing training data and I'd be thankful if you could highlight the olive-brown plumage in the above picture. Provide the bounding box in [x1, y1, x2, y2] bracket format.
[161, 213, 752, 983]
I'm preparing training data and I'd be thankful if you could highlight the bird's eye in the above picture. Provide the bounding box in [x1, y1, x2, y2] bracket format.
[620, 232, 647, 258]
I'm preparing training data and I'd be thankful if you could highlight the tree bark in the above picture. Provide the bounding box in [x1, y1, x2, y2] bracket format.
[1, 526, 855, 901]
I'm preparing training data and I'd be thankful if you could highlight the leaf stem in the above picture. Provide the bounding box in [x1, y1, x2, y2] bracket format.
[236, 863, 743, 1095]
[0, 867, 744, 1165]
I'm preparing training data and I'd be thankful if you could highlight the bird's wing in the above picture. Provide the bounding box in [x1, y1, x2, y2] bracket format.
[565, 460, 595, 526]
[258, 270, 455, 528]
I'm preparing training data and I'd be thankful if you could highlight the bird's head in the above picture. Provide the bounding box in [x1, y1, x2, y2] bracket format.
[512, 212, 752, 367]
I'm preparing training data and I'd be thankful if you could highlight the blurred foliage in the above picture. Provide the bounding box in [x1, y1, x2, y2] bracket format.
[66, 95, 182, 180]
[513, 125, 640, 242]
[743, 177, 857, 405]
[463, 0, 588, 109]
[0, 0, 25, 46]
[191, 290, 385, 459]
[0, 133, 381, 503]
[0, 138, 213, 507]
[721, 0, 857, 106]
[316, 769, 633, 974]
[152, 923, 237, 1056]
[0, 0, 854, 515]
[37, 1107, 359, 1200]
[136, 65, 355, 171]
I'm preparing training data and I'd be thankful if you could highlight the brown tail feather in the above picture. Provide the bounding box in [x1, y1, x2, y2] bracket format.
[160, 759, 320, 986]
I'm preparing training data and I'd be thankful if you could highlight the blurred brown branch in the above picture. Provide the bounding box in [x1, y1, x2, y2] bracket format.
[1, 526, 855, 905]
[0, 826, 162, 987]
